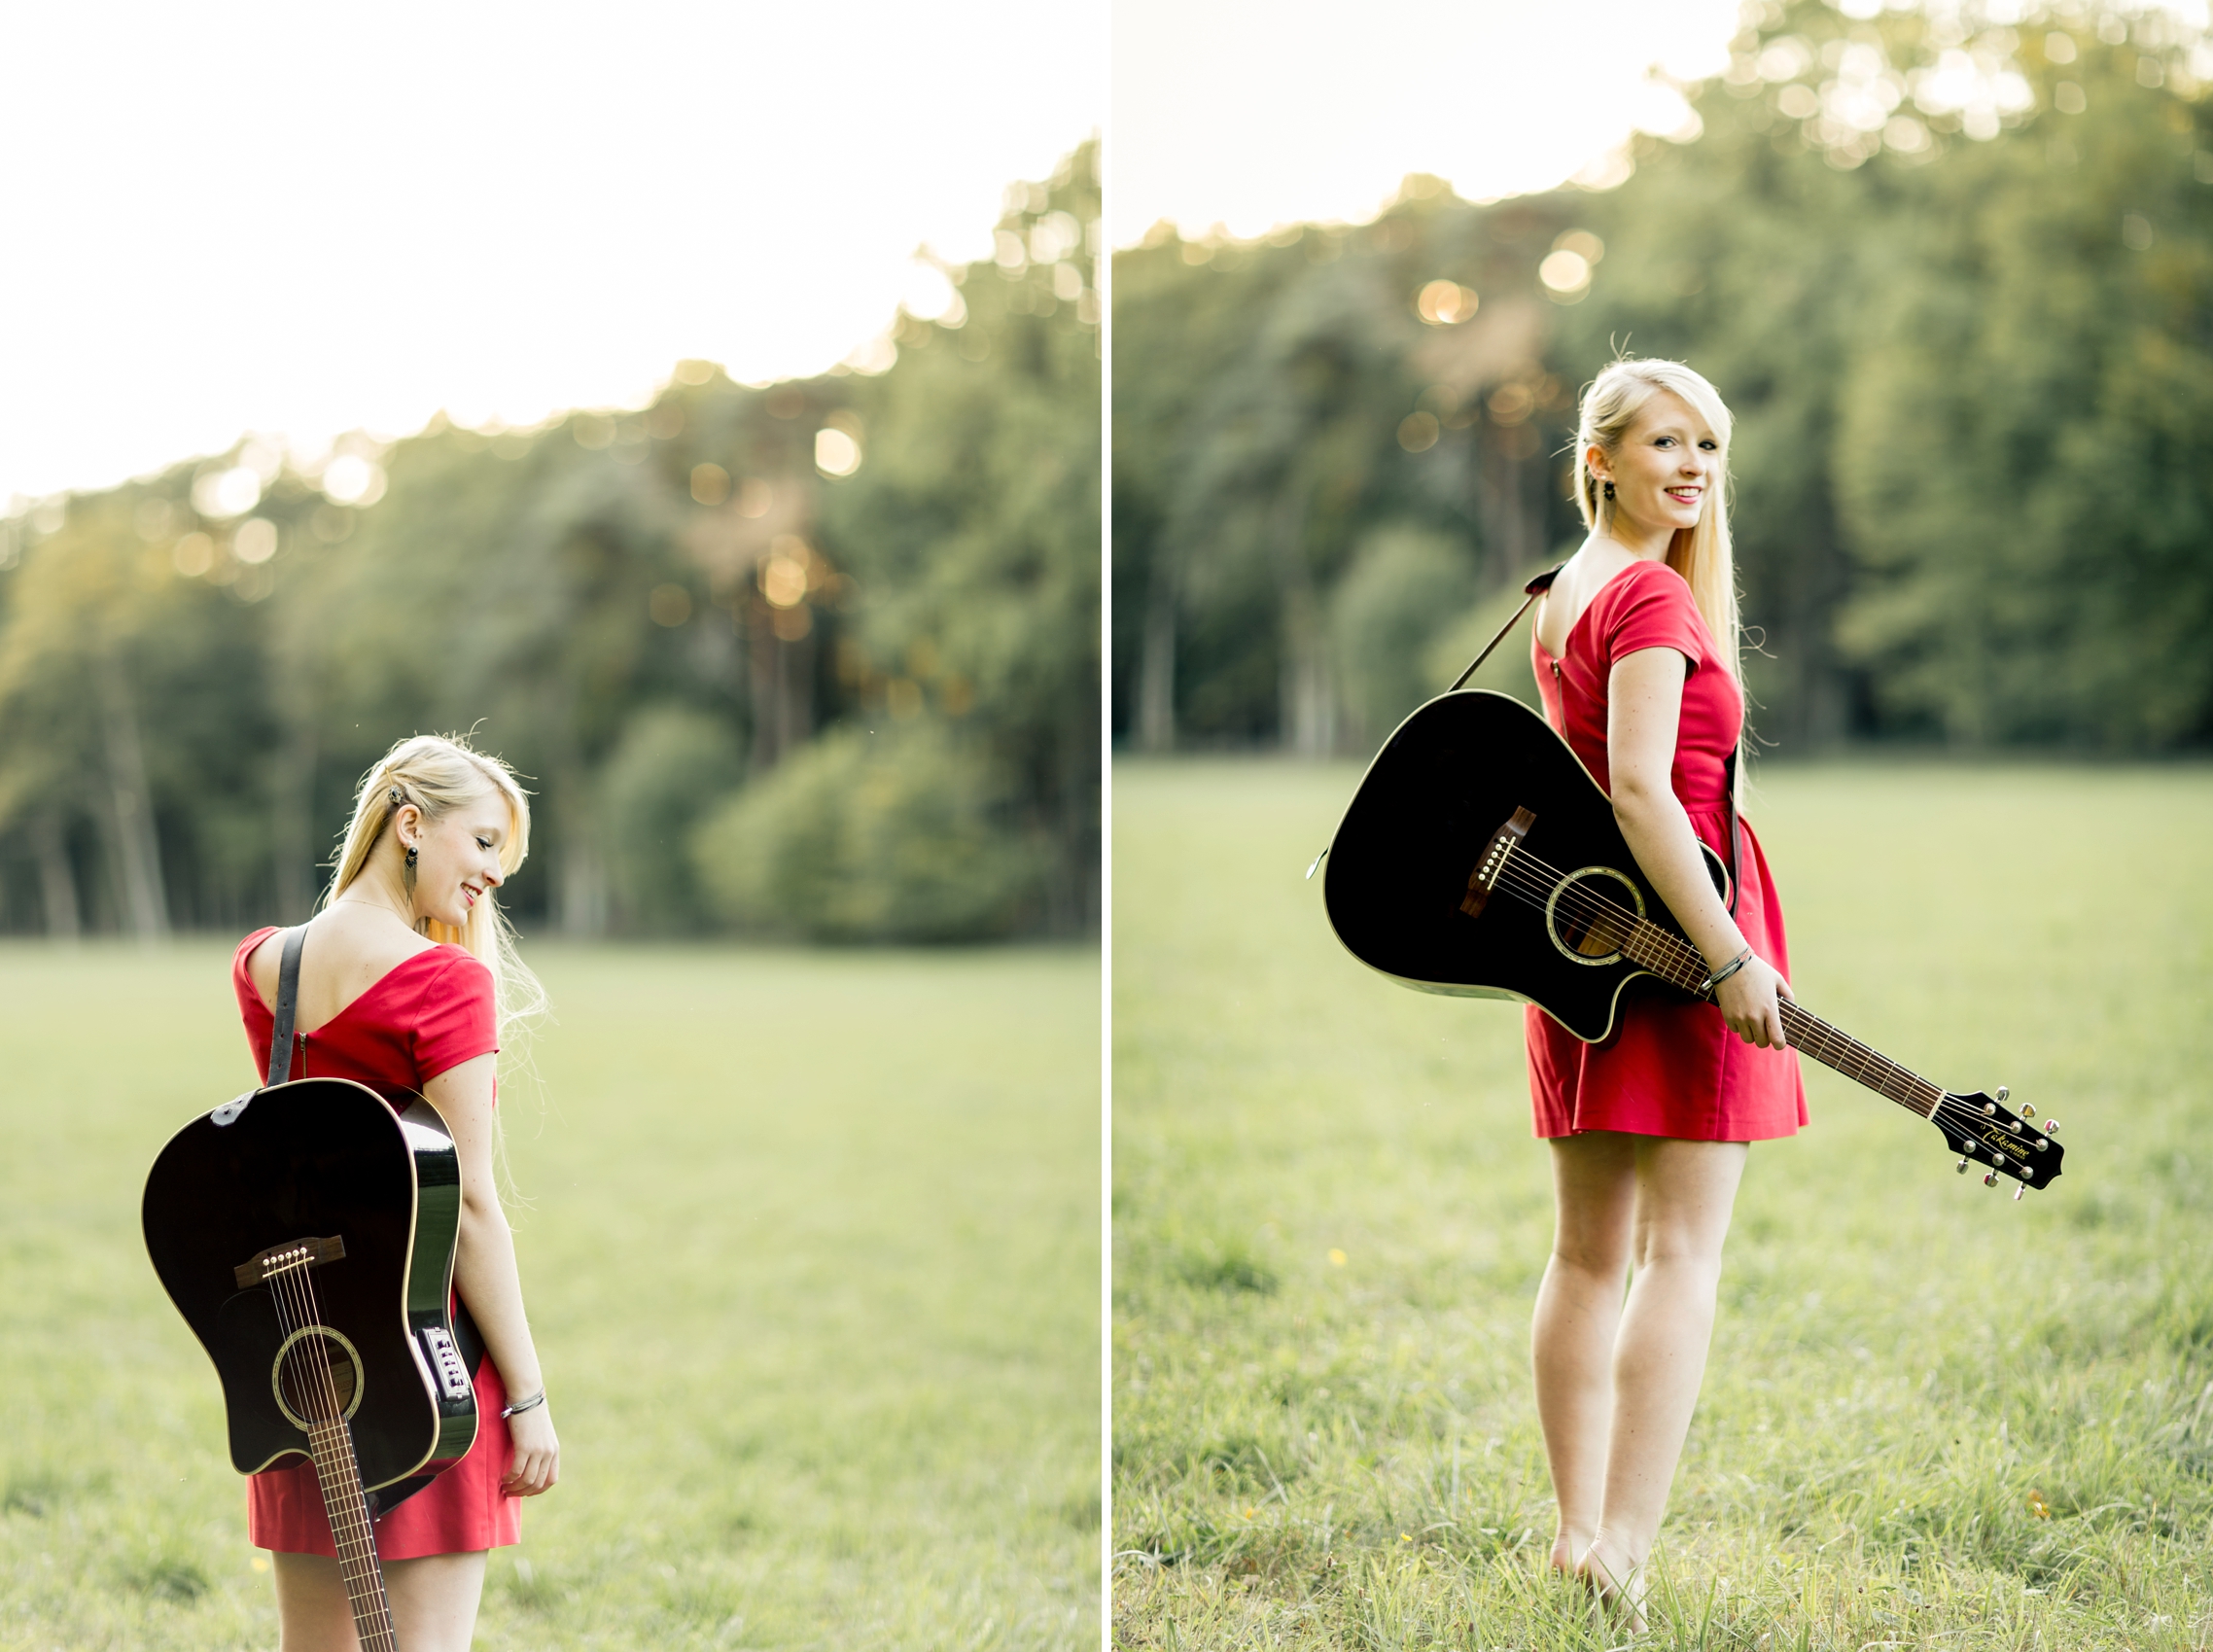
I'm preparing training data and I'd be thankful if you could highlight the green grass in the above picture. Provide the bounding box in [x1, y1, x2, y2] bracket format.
[0, 940, 1100, 1650]
[1112, 756, 2213, 1649]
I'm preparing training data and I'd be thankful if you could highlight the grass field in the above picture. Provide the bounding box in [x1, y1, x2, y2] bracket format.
[0, 940, 1099, 1651]
[1112, 757, 2213, 1649]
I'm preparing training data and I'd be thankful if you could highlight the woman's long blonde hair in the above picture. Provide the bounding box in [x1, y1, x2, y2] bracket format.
[1571, 357, 1741, 685]
[323, 733, 547, 1051]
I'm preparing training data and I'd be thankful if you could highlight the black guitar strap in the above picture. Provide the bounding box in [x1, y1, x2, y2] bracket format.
[264, 926, 305, 1089]
[1721, 748, 1743, 919]
[1448, 560, 1743, 917]
[1448, 564, 1563, 691]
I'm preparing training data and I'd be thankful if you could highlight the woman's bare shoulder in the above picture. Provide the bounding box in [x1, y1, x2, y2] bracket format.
[1537, 545, 1639, 653]
[245, 907, 436, 1005]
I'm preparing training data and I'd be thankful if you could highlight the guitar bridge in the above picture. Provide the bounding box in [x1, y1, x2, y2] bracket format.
[234, 1235, 346, 1290]
[1461, 807, 1536, 918]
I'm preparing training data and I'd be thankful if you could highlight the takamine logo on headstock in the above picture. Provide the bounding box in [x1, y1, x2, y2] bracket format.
[1931, 1085, 2062, 1197]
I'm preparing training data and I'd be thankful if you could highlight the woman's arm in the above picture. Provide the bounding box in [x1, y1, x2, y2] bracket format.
[422, 1052, 560, 1495]
[1607, 647, 1789, 1049]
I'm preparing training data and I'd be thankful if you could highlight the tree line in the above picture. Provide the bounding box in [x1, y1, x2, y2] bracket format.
[1113, 3, 2213, 757]
[0, 143, 1100, 943]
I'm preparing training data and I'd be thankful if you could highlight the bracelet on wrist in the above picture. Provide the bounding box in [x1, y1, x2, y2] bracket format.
[1700, 946, 1754, 995]
[501, 1389, 546, 1419]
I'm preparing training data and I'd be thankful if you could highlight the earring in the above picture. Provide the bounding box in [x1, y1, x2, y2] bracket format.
[1601, 479, 1616, 500]
[404, 843, 418, 896]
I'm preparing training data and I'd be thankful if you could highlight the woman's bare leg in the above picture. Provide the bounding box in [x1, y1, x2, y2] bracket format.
[1579, 1136, 1748, 1624]
[385, 1552, 488, 1652]
[271, 1549, 487, 1652]
[1531, 1132, 1638, 1574]
[272, 1554, 357, 1652]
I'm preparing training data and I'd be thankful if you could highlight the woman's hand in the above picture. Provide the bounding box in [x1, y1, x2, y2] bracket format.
[1715, 955, 1791, 1049]
[503, 1402, 560, 1497]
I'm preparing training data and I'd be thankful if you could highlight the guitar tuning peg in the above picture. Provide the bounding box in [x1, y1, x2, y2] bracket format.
[2020, 1103, 2036, 1118]
[2014, 1183, 2026, 1201]
[2043, 1119, 2059, 1136]
[1956, 1157, 1970, 1175]
[1983, 1171, 1999, 1187]
[1996, 1085, 2010, 1103]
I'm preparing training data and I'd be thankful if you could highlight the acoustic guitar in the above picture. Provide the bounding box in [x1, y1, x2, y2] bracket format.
[143, 928, 478, 1649]
[1314, 686, 2064, 1196]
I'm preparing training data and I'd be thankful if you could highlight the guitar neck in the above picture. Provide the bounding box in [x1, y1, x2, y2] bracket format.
[1620, 921, 1943, 1121]
[305, 1419, 399, 1652]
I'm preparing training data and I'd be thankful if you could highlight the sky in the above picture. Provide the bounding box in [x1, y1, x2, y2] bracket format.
[1112, 0, 1743, 245]
[0, 3, 1102, 505]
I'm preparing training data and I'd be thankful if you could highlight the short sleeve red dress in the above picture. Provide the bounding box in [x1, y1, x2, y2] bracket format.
[231, 927, 524, 1559]
[1523, 559, 1807, 1142]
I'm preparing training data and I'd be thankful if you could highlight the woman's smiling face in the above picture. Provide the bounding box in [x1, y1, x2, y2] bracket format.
[1592, 388, 1721, 542]
[404, 790, 509, 930]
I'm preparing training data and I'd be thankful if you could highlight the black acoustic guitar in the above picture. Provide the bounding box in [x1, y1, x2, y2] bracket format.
[1316, 687, 2064, 1195]
[143, 929, 478, 1649]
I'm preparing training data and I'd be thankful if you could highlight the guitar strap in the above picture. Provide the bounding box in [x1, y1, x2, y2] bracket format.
[1721, 748, 1743, 919]
[264, 926, 305, 1089]
[1449, 561, 1743, 917]
[1447, 564, 1563, 691]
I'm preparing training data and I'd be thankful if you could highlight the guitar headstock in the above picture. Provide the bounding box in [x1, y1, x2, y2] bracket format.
[1928, 1086, 2062, 1194]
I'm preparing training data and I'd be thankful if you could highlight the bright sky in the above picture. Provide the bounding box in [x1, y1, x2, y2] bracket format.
[1112, 0, 1741, 245]
[0, 3, 1101, 505]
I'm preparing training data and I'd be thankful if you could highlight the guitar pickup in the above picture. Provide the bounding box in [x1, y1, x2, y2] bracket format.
[419, 1326, 474, 1402]
[233, 1235, 346, 1289]
[1461, 807, 1536, 918]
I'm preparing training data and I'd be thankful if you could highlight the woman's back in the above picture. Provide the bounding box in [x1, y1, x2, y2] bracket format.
[244, 907, 438, 1036]
[234, 914, 497, 1099]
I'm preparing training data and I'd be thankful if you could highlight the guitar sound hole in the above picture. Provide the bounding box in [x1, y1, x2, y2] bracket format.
[273, 1328, 364, 1428]
[1545, 867, 1644, 967]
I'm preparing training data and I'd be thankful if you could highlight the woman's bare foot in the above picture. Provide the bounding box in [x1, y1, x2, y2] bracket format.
[1547, 1529, 1591, 1579]
[1575, 1532, 1648, 1634]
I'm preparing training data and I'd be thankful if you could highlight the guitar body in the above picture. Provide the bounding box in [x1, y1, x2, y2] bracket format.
[1322, 688, 1726, 1042]
[142, 1078, 477, 1497]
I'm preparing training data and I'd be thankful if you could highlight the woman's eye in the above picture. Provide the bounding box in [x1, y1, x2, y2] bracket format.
[476, 838, 491, 851]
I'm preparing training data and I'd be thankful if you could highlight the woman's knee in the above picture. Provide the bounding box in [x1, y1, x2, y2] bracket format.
[1548, 1229, 1632, 1283]
[1626, 1244, 1727, 1295]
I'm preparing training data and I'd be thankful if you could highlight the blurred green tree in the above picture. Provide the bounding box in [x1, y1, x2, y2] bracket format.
[0, 143, 1100, 941]
[1111, 4, 2213, 756]
[692, 720, 1047, 943]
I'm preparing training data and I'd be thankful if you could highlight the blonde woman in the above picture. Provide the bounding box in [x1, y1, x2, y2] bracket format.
[231, 734, 557, 1652]
[1525, 360, 1804, 1625]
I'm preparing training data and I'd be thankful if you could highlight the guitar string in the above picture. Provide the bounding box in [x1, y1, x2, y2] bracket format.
[294, 1259, 388, 1639]
[1475, 856, 2032, 1174]
[1474, 852, 1995, 1141]
[1476, 852, 2038, 1169]
[1470, 849, 2046, 1173]
[268, 1254, 392, 1644]
[257, 1010, 390, 1637]
[297, 1264, 388, 1644]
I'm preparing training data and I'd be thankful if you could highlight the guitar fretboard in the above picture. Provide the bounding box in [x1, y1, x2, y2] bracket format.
[1615, 917, 1943, 1120]
[265, 1254, 400, 1652]
[305, 1417, 398, 1652]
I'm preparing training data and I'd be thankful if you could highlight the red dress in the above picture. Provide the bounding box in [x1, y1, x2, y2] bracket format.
[1523, 560, 1808, 1142]
[231, 927, 523, 1558]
